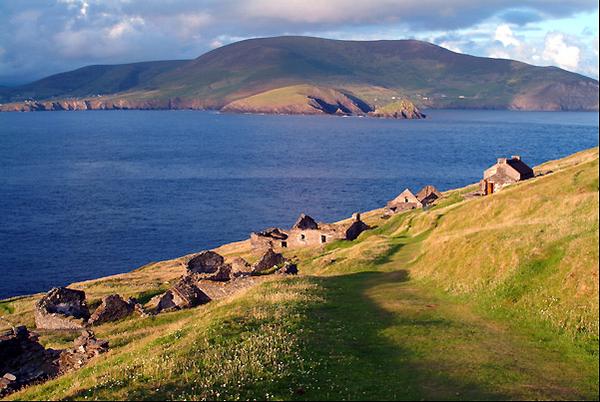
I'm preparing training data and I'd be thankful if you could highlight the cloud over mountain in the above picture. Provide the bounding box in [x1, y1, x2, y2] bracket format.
[0, 0, 597, 84]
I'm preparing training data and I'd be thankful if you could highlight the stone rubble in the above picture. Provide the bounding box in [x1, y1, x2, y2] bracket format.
[0, 326, 108, 397]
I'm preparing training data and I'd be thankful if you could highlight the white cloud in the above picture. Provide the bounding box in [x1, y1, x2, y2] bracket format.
[439, 41, 463, 53]
[494, 24, 520, 47]
[210, 39, 224, 49]
[58, 0, 89, 18]
[107, 17, 144, 39]
[542, 32, 581, 69]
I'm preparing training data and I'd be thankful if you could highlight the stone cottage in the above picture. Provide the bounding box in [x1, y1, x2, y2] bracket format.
[386, 188, 422, 213]
[416, 185, 442, 206]
[480, 156, 534, 195]
[386, 185, 443, 215]
[250, 212, 369, 250]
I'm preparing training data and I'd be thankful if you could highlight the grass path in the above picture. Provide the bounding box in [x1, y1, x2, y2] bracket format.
[293, 270, 597, 400]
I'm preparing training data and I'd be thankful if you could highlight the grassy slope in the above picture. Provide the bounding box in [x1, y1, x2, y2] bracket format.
[0, 61, 187, 102]
[2, 148, 598, 400]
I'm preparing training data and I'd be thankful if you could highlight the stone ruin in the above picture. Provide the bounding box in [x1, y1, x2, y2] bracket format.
[34, 287, 90, 330]
[230, 257, 253, 277]
[251, 248, 287, 274]
[88, 294, 138, 325]
[0, 325, 107, 397]
[34, 287, 143, 330]
[153, 248, 297, 313]
[251, 212, 370, 250]
[156, 276, 211, 312]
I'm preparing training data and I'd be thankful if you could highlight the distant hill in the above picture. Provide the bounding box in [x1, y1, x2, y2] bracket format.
[1, 36, 598, 113]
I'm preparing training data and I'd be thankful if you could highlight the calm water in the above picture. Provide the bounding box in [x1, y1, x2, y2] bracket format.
[0, 110, 598, 299]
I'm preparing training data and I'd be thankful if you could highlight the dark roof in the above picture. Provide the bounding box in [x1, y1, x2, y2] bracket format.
[255, 227, 288, 240]
[506, 158, 534, 179]
[416, 185, 442, 202]
[292, 213, 319, 230]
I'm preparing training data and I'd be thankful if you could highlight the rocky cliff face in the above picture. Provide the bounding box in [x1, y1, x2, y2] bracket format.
[0, 84, 426, 119]
[220, 85, 375, 116]
[0, 97, 215, 112]
[369, 100, 426, 119]
[510, 80, 600, 111]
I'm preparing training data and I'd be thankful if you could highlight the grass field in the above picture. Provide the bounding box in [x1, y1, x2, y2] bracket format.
[2, 148, 598, 401]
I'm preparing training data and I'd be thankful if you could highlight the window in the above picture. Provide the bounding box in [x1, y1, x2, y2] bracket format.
[321, 235, 327, 243]
[404, 197, 409, 203]
[281, 241, 287, 248]
[300, 233, 306, 240]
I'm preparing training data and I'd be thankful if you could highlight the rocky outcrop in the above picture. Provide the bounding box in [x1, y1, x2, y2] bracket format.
[252, 248, 287, 274]
[89, 294, 135, 325]
[369, 100, 426, 119]
[0, 326, 108, 397]
[156, 276, 211, 312]
[34, 287, 90, 330]
[0, 97, 215, 112]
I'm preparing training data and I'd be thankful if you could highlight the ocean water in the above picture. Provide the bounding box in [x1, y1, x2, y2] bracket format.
[0, 110, 598, 299]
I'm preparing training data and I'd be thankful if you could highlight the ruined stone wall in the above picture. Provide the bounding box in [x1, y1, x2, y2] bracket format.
[285, 228, 344, 248]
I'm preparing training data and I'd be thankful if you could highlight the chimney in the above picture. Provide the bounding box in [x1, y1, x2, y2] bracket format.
[511, 155, 521, 161]
[352, 212, 361, 222]
[497, 157, 507, 164]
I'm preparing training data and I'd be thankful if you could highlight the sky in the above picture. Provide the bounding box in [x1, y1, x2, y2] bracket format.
[0, 0, 598, 85]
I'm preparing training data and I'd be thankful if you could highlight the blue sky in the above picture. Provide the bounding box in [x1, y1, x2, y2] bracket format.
[0, 0, 598, 85]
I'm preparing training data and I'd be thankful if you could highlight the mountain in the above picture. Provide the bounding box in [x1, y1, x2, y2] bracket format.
[1, 36, 598, 113]
[2, 148, 598, 399]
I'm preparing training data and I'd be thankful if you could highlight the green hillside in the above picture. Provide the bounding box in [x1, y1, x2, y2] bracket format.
[1, 36, 598, 111]
[0, 60, 187, 102]
[1, 148, 598, 400]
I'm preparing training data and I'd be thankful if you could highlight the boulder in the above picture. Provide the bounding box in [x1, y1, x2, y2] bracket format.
[187, 250, 225, 274]
[89, 294, 135, 325]
[34, 287, 90, 330]
[156, 276, 211, 312]
[252, 248, 287, 274]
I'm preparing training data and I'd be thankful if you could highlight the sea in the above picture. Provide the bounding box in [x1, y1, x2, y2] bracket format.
[0, 109, 598, 299]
